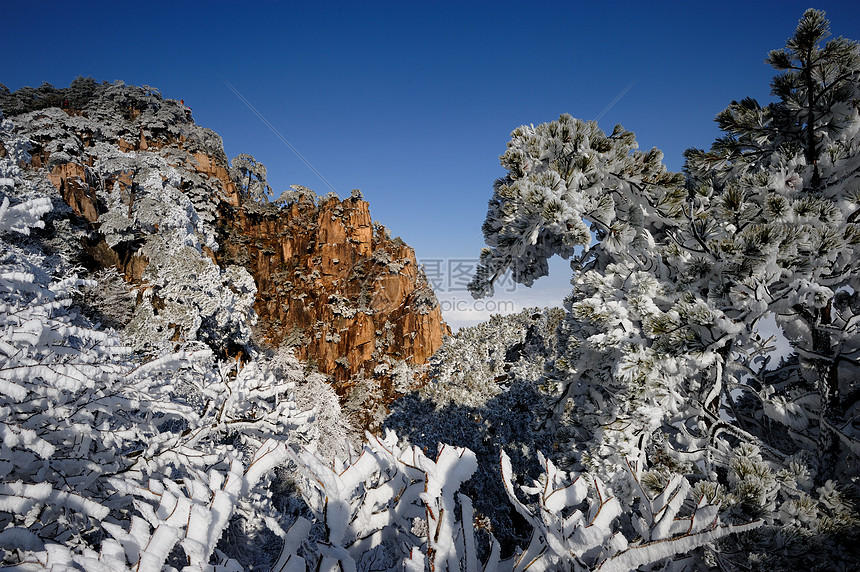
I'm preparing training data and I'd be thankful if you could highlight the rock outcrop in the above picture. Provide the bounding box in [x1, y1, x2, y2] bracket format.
[47, 162, 100, 223]
[219, 191, 449, 388]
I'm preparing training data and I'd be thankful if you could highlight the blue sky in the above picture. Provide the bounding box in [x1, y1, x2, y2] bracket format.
[5, 1, 860, 328]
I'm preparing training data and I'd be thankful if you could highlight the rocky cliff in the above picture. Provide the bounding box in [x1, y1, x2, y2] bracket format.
[0, 78, 448, 400]
[219, 191, 447, 388]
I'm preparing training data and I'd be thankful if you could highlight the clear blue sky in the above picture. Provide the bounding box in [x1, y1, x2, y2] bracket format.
[5, 1, 860, 328]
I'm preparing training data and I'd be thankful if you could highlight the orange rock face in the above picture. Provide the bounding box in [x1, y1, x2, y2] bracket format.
[191, 151, 241, 207]
[219, 193, 450, 390]
[47, 163, 100, 223]
[44, 161, 149, 280]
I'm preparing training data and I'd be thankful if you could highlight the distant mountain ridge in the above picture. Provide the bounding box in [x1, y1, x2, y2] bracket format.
[0, 78, 448, 402]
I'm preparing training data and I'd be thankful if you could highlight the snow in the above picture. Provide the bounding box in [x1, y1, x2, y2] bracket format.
[3, 20, 860, 567]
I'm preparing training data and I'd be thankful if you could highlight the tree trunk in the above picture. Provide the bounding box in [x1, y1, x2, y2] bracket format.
[813, 301, 841, 475]
[803, 45, 821, 191]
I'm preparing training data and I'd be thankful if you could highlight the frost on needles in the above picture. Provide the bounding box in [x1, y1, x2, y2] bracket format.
[2, 8, 860, 572]
[470, 7, 860, 569]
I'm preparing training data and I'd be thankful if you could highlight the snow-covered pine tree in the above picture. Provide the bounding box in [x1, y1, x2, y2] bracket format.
[230, 153, 273, 203]
[468, 110, 700, 479]
[469, 8, 859, 568]
[684, 8, 860, 472]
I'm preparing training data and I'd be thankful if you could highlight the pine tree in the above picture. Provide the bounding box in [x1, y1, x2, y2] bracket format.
[469, 9, 860, 567]
[685, 8, 860, 473]
[230, 153, 273, 203]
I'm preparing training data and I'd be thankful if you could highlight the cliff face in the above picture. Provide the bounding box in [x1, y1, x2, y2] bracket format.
[2, 80, 448, 400]
[220, 193, 448, 388]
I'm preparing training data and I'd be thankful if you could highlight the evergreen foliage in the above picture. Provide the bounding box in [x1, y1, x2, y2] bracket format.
[3, 9, 860, 571]
[469, 8, 860, 569]
[230, 154, 273, 203]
